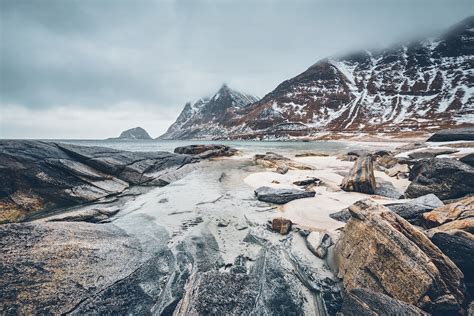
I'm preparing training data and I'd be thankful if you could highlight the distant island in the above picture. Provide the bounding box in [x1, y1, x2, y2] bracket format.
[109, 127, 152, 140]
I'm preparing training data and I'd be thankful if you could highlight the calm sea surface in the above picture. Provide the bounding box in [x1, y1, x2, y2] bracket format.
[49, 139, 391, 155]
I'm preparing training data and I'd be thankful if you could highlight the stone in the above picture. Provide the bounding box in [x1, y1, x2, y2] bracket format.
[347, 149, 370, 157]
[329, 208, 351, 223]
[405, 158, 474, 200]
[276, 164, 289, 174]
[306, 232, 333, 259]
[340, 156, 376, 194]
[253, 152, 314, 171]
[427, 127, 474, 142]
[432, 218, 474, 233]
[375, 178, 402, 199]
[295, 152, 329, 157]
[173, 144, 237, 158]
[376, 155, 399, 169]
[271, 217, 292, 235]
[340, 288, 429, 316]
[422, 196, 474, 228]
[428, 229, 474, 297]
[254, 186, 315, 204]
[0, 141, 197, 223]
[396, 142, 426, 151]
[408, 148, 459, 159]
[385, 194, 444, 224]
[373, 150, 392, 157]
[293, 177, 321, 186]
[334, 199, 465, 314]
[385, 163, 410, 177]
[460, 153, 474, 167]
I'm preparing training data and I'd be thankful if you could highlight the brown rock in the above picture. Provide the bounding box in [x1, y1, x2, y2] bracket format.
[422, 196, 474, 228]
[334, 199, 465, 314]
[253, 152, 314, 171]
[271, 217, 292, 235]
[341, 156, 376, 194]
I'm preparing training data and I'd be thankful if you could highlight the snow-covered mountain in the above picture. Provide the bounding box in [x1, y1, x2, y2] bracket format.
[162, 17, 473, 140]
[159, 84, 259, 139]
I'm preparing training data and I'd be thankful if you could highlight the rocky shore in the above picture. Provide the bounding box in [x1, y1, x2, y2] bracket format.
[1, 138, 473, 315]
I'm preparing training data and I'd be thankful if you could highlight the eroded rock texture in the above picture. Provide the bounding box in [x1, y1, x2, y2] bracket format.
[0, 141, 197, 223]
[334, 200, 465, 314]
[340, 156, 376, 194]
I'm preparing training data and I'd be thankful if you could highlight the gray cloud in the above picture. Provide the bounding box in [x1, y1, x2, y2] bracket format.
[0, 0, 472, 138]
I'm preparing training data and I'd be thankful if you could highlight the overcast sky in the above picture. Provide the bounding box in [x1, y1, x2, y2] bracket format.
[0, 0, 472, 139]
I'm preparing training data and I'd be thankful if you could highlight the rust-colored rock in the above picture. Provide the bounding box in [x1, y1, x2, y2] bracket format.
[422, 196, 474, 228]
[334, 199, 465, 314]
[340, 156, 376, 194]
[253, 152, 314, 172]
[271, 217, 292, 235]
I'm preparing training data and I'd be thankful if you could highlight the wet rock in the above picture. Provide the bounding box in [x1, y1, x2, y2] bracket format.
[375, 178, 402, 199]
[0, 141, 197, 223]
[427, 127, 474, 142]
[173, 144, 237, 158]
[429, 229, 474, 297]
[340, 288, 429, 316]
[422, 196, 473, 228]
[408, 148, 459, 159]
[293, 177, 321, 187]
[253, 152, 314, 171]
[460, 153, 474, 167]
[340, 156, 376, 194]
[334, 199, 465, 314]
[405, 158, 474, 200]
[385, 194, 444, 224]
[306, 232, 333, 259]
[271, 217, 292, 235]
[255, 186, 315, 204]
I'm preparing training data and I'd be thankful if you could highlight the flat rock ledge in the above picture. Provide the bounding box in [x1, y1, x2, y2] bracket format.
[254, 186, 315, 204]
[173, 144, 238, 158]
[0, 140, 198, 223]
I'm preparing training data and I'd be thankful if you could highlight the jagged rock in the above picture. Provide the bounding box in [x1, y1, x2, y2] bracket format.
[110, 127, 152, 140]
[376, 155, 399, 169]
[334, 199, 465, 314]
[405, 158, 474, 200]
[386, 194, 444, 224]
[373, 150, 392, 157]
[375, 178, 402, 199]
[45, 207, 119, 223]
[347, 150, 370, 157]
[427, 127, 474, 142]
[306, 232, 333, 259]
[385, 163, 410, 177]
[340, 288, 429, 316]
[468, 301, 474, 316]
[429, 229, 474, 296]
[396, 142, 426, 152]
[173, 144, 237, 158]
[341, 156, 376, 194]
[460, 153, 474, 167]
[271, 217, 292, 235]
[0, 141, 196, 223]
[408, 148, 459, 159]
[422, 196, 474, 228]
[255, 186, 315, 204]
[253, 152, 314, 171]
[434, 218, 474, 233]
[229, 255, 248, 274]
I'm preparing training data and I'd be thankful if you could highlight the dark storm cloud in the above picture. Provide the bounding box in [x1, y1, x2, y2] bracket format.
[0, 0, 472, 137]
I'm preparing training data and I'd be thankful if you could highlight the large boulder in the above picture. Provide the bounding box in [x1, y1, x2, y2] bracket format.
[254, 186, 315, 204]
[340, 156, 376, 194]
[0, 141, 197, 223]
[405, 158, 474, 200]
[427, 127, 474, 142]
[173, 144, 237, 158]
[428, 229, 474, 297]
[340, 288, 428, 316]
[334, 199, 465, 314]
[408, 148, 459, 159]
